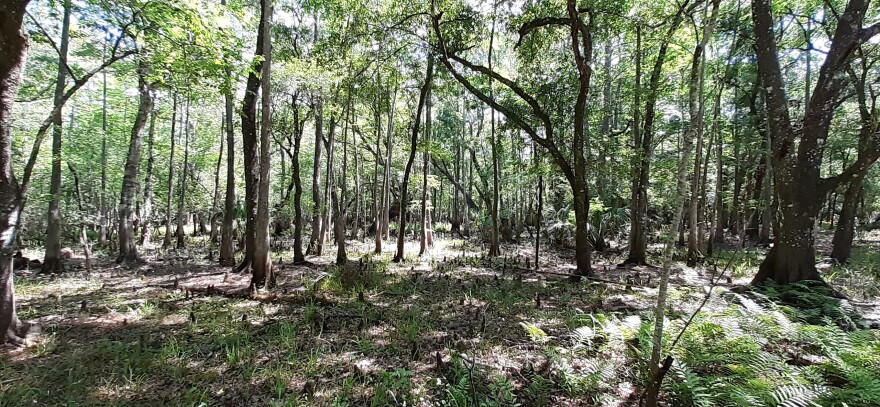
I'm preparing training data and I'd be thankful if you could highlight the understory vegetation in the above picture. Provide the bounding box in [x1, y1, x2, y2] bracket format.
[3, 238, 880, 406]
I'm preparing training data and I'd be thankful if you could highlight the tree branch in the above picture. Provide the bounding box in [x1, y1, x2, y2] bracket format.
[26, 9, 79, 83]
[18, 49, 137, 196]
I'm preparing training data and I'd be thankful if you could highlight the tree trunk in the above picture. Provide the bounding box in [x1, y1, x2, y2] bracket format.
[251, 0, 274, 288]
[382, 87, 396, 240]
[210, 112, 224, 244]
[163, 95, 178, 248]
[175, 100, 191, 249]
[67, 163, 92, 271]
[1, 0, 36, 345]
[419, 68, 433, 256]
[394, 55, 433, 263]
[139, 106, 157, 245]
[626, 5, 689, 266]
[685, 2, 719, 266]
[292, 108, 305, 263]
[319, 119, 336, 254]
[830, 176, 864, 263]
[749, 0, 878, 284]
[42, 0, 72, 274]
[307, 97, 323, 255]
[218, 0, 237, 266]
[117, 61, 153, 264]
[373, 92, 382, 253]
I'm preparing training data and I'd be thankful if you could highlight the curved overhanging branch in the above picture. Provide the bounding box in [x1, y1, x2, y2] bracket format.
[431, 13, 575, 184]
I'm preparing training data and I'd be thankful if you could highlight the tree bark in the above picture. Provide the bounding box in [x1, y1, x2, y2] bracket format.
[218, 0, 237, 266]
[291, 102, 306, 263]
[685, 1, 720, 266]
[43, 0, 72, 274]
[162, 95, 178, 248]
[252, 0, 274, 288]
[1, 0, 36, 345]
[830, 176, 864, 263]
[210, 112, 224, 243]
[419, 65, 433, 256]
[307, 97, 323, 255]
[117, 61, 153, 264]
[139, 107, 157, 245]
[175, 99, 191, 248]
[749, 0, 880, 285]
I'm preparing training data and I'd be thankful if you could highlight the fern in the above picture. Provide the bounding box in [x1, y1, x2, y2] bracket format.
[771, 384, 827, 407]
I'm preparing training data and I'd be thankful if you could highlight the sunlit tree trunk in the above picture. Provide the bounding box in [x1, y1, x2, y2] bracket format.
[117, 61, 153, 264]
[43, 0, 72, 273]
[139, 108, 157, 245]
[419, 69, 433, 256]
[252, 0, 274, 288]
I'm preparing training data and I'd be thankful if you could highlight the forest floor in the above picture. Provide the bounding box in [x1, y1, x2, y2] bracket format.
[2, 232, 880, 406]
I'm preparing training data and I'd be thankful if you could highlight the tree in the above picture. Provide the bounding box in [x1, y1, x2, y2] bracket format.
[625, 0, 696, 266]
[219, 0, 237, 266]
[117, 60, 153, 264]
[751, 0, 880, 284]
[1, 0, 35, 345]
[239, 0, 274, 288]
[433, 0, 595, 275]
[41, 0, 72, 273]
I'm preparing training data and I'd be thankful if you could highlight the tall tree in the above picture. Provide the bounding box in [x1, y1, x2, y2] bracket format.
[241, 0, 274, 288]
[175, 99, 191, 248]
[139, 107, 157, 245]
[393, 53, 433, 263]
[117, 60, 153, 264]
[625, 0, 695, 266]
[0, 0, 34, 345]
[219, 0, 237, 266]
[751, 0, 880, 284]
[42, 0, 72, 273]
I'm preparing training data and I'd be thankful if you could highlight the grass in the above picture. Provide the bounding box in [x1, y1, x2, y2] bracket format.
[2, 238, 879, 406]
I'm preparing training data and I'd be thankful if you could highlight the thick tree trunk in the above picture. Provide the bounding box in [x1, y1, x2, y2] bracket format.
[42, 0, 71, 274]
[162, 96, 178, 248]
[1, 0, 36, 345]
[749, 0, 878, 285]
[117, 61, 153, 264]
[394, 55, 433, 263]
